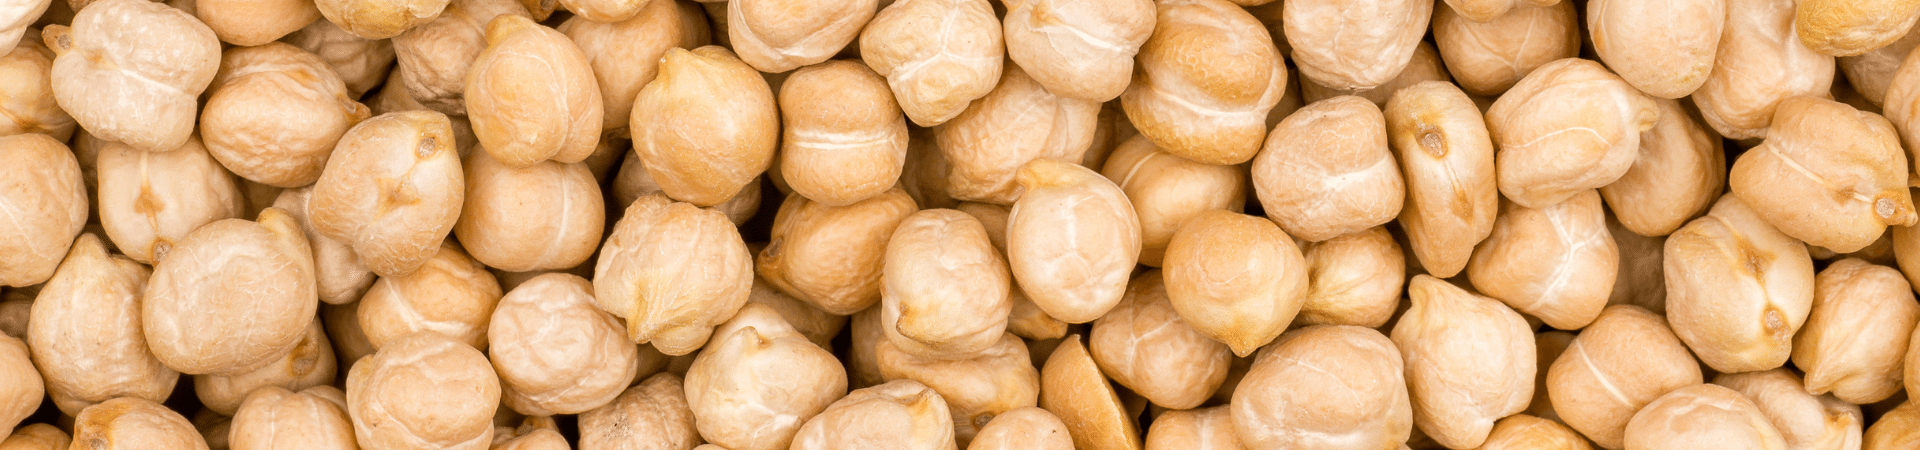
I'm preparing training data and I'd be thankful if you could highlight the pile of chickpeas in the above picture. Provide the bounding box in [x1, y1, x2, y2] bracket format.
[4, 0, 1920, 447]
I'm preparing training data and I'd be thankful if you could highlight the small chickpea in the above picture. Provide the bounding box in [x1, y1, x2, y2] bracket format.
[1162, 210, 1308, 357]
[144, 208, 317, 376]
[578, 373, 701, 450]
[71, 397, 210, 450]
[757, 187, 916, 318]
[489, 273, 638, 416]
[1599, 98, 1725, 237]
[968, 407, 1073, 450]
[628, 46, 777, 207]
[594, 193, 753, 355]
[272, 186, 376, 305]
[1840, 28, 1920, 107]
[346, 331, 501, 450]
[357, 241, 502, 351]
[465, 14, 604, 168]
[1546, 305, 1702, 450]
[229, 386, 357, 450]
[1298, 226, 1405, 328]
[0, 133, 85, 288]
[389, 0, 529, 117]
[612, 149, 762, 226]
[744, 275, 845, 349]
[45, 0, 219, 152]
[790, 380, 954, 450]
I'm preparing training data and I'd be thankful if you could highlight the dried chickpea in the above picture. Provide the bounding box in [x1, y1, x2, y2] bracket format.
[934, 66, 1101, 205]
[1840, 28, 1920, 107]
[1586, 0, 1722, 98]
[0, 334, 36, 435]
[1282, 0, 1431, 91]
[556, 0, 645, 22]
[1866, 400, 1920, 450]
[272, 187, 376, 305]
[757, 190, 914, 315]
[1792, 258, 1919, 404]
[389, 0, 529, 117]
[1392, 275, 1534, 449]
[858, 0, 1003, 127]
[1121, 0, 1286, 166]
[1795, 0, 1920, 57]
[777, 61, 908, 205]
[1162, 210, 1307, 356]
[95, 136, 245, 265]
[1298, 41, 1450, 106]
[1730, 96, 1915, 252]
[578, 373, 702, 450]
[1232, 325, 1411, 450]
[1476, 415, 1591, 450]
[1089, 271, 1231, 409]
[0, 424, 69, 450]
[628, 46, 777, 207]
[347, 331, 501, 450]
[488, 273, 637, 416]
[1037, 335, 1140, 450]
[1546, 305, 1703, 450]
[1622, 384, 1789, 450]
[1007, 159, 1141, 324]
[465, 15, 602, 168]
[315, 0, 450, 39]
[0, 32, 73, 140]
[724, 0, 874, 73]
[684, 304, 847, 450]
[612, 150, 761, 226]
[999, 0, 1155, 102]
[790, 380, 954, 450]
[881, 208, 1010, 359]
[357, 241, 502, 350]
[1664, 194, 1815, 373]
[1693, 0, 1836, 140]
[283, 18, 397, 98]
[595, 193, 752, 355]
[71, 397, 210, 450]
[145, 208, 317, 376]
[1599, 98, 1724, 237]
[195, 0, 318, 45]
[44, 0, 219, 152]
[1714, 369, 1864, 450]
[876, 333, 1038, 445]
[559, 0, 710, 132]
[0, 126, 84, 289]
[1253, 96, 1403, 241]
[1098, 135, 1246, 267]
[743, 274, 845, 349]
[0, 0, 42, 56]
[967, 407, 1073, 450]
[490, 417, 567, 450]
[228, 386, 356, 450]
[453, 151, 606, 272]
[194, 318, 336, 415]
[1144, 406, 1244, 450]
[1384, 81, 1498, 278]
[1432, 1, 1577, 96]
[1486, 58, 1657, 209]
[1299, 226, 1404, 328]
[1467, 190, 1618, 330]
[308, 110, 464, 278]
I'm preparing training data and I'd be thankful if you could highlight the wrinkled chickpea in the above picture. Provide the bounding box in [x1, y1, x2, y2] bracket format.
[71, 397, 210, 450]
[1162, 210, 1307, 357]
[0, 424, 68, 450]
[1546, 305, 1703, 450]
[1007, 159, 1141, 324]
[968, 407, 1073, 450]
[347, 330, 502, 450]
[1714, 369, 1864, 450]
[1693, 0, 1835, 140]
[1299, 226, 1404, 328]
[1432, 1, 1577, 97]
[0, 133, 84, 288]
[790, 380, 953, 450]
[1231, 325, 1411, 450]
[1486, 58, 1658, 209]
[628, 46, 777, 207]
[1299, 42, 1450, 107]
[1467, 190, 1618, 330]
[875, 332, 1038, 445]
[1391, 275, 1534, 449]
[1099, 135, 1247, 268]
[1623, 384, 1790, 450]
[1598, 98, 1725, 237]
[315, 0, 450, 39]
[1252, 95, 1403, 242]
[1664, 194, 1815, 374]
[593, 193, 751, 355]
[309, 110, 465, 278]
[144, 208, 317, 376]
[881, 208, 1010, 359]
[0, 32, 72, 140]
[465, 14, 602, 168]
[1793, 258, 1920, 404]
[612, 150, 762, 226]
[228, 386, 357, 450]
[684, 304, 847, 450]
[45, 0, 219, 152]
[578, 373, 702, 450]
[858, 0, 1003, 127]
[357, 240, 503, 350]
[95, 136, 245, 265]
[27, 233, 177, 417]
[1000, 0, 1155, 102]
[1283, 0, 1430, 91]
[453, 151, 606, 273]
[1122, 0, 1286, 166]
[934, 66, 1100, 205]
[560, 0, 710, 132]
[488, 273, 637, 416]
[724, 0, 874, 73]
[1089, 271, 1232, 410]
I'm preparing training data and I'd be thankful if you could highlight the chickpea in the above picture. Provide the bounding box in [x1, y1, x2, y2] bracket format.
[593, 193, 751, 355]
[1791, 258, 1919, 404]
[0, 334, 37, 436]
[1122, 0, 1286, 166]
[1300, 42, 1450, 107]
[790, 380, 953, 450]
[194, 0, 319, 45]
[453, 151, 606, 273]
[1283, 0, 1431, 91]
[1038, 335, 1141, 450]
[145, 208, 317, 376]
[0, 133, 85, 288]
[612, 150, 761, 226]
[1231, 325, 1411, 450]
[859, 0, 1003, 127]
[1599, 98, 1724, 237]
[777, 61, 909, 206]
[847, 306, 888, 390]
[315, 0, 450, 39]
[95, 136, 245, 265]
[44, 0, 219, 152]
[1099, 136, 1247, 268]
[1714, 369, 1864, 450]
[194, 318, 336, 415]
[559, 0, 710, 132]
[308, 110, 464, 278]
[272, 187, 376, 305]
[876, 332, 1038, 445]
[1476, 415, 1590, 450]
[0, 0, 42, 56]
[1089, 271, 1230, 410]
[1391, 275, 1534, 449]
[465, 15, 602, 168]
[1730, 96, 1915, 252]
[488, 273, 637, 416]
[201, 40, 372, 180]
[282, 18, 397, 98]
[1839, 28, 1920, 107]
[1006, 159, 1140, 324]
[0, 32, 73, 140]
[347, 331, 502, 450]
[1298, 226, 1404, 328]
[0, 424, 69, 450]
[71, 397, 210, 450]
[1432, 1, 1577, 97]
[1487, 58, 1658, 209]
[1693, 0, 1835, 140]
[967, 407, 1073, 450]
[999, 0, 1155, 102]
[1162, 210, 1307, 356]
[881, 208, 1010, 359]
[357, 241, 503, 350]
[578, 373, 702, 450]
[490, 417, 568, 450]
[934, 66, 1101, 205]
[389, 0, 530, 116]
[683, 304, 847, 450]
[1546, 305, 1703, 450]
[30, 237, 176, 417]
[1383, 81, 1497, 278]
[1794, 0, 1920, 57]
[1664, 194, 1815, 374]
[724, 0, 875, 73]
[1467, 191, 1618, 330]
[1252, 96, 1403, 241]
[229, 386, 356, 450]
[1143, 406, 1244, 450]
[628, 46, 777, 207]
[1622, 384, 1789, 450]
[555, 0, 645, 22]
[1865, 400, 1920, 450]
[1585, 0, 1722, 98]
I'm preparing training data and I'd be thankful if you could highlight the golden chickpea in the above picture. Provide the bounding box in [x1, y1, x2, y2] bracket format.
[31, 235, 169, 416]
[1298, 226, 1404, 328]
[612, 149, 761, 226]
[0, 133, 85, 288]
[1392, 275, 1535, 449]
[595, 193, 752, 355]
[1000, 0, 1155, 102]
[283, 18, 397, 98]
[95, 136, 245, 265]
[45, 0, 219, 152]
[1693, 0, 1836, 140]
[1007, 159, 1141, 324]
[934, 66, 1101, 205]
[272, 187, 376, 305]
[1865, 400, 1920, 450]
[1467, 191, 1618, 330]
[790, 380, 954, 450]
[489, 273, 637, 416]
[755, 190, 915, 316]
[315, 0, 450, 39]
[347, 331, 501, 450]
[0, 334, 37, 435]
[1586, 0, 1722, 98]
[1546, 306, 1703, 450]
[1089, 271, 1231, 410]
[1476, 415, 1591, 450]
[559, 0, 710, 132]
[1433, 1, 1578, 97]
[859, 0, 1003, 126]
[1162, 210, 1307, 356]
[229, 386, 356, 450]
[1122, 0, 1286, 166]
[1252, 96, 1403, 241]
[309, 110, 465, 278]
[71, 397, 210, 450]
[1795, 0, 1920, 56]
[1283, 0, 1431, 91]
[1599, 98, 1724, 237]
[1730, 95, 1915, 252]
[1038, 335, 1141, 450]
[193, 318, 336, 415]
[881, 208, 1010, 359]
[356, 241, 501, 352]
[0, 424, 69, 450]
[0, 32, 73, 140]
[1299, 42, 1451, 107]
[1792, 258, 1919, 404]
[877, 332, 1038, 445]
[968, 407, 1073, 450]
[684, 304, 847, 450]
[724, 0, 875, 73]
[628, 46, 777, 207]
[1231, 325, 1411, 450]
[1486, 58, 1658, 209]
[578, 373, 702, 450]
[145, 209, 317, 376]
[1622, 384, 1789, 450]
[778, 60, 909, 206]
[453, 151, 606, 273]
[464, 15, 602, 168]
[388, 0, 529, 117]
[1384, 81, 1497, 278]
[195, 0, 318, 45]
[1100, 135, 1248, 267]
[1144, 406, 1245, 450]
[1664, 194, 1815, 374]
[1714, 369, 1863, 450]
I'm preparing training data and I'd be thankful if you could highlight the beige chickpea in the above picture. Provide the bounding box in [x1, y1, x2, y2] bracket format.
[612, 150, 761, 226]
[1608, 216, 1668, 314]
[685, 304, 847, 450]
[357, 241, 502, 351]
[1144, 406, 1245, 450]
[1599, 98, 1725, 237]
[1586, 0, 1722, 98]
[1622, 384, 1789, 450]
[559, 0, 710, 132]
[96, 136, 245, 265]
[315, 0, 450, 39]
[309, 110, 464, 278]
[934, 66, 1101, 205]
[454, 151, 606, 272]
[45, 0, 218, 152]
[1008, 159, 1141, 323]
[1392, 275, 1534, 449]
[370, 69, 481, 156]
[71, 397, 210, 450]
[0, 128, 83, 289]
[195, 0, 319, 45]
[194, 318, 336, 415]
[1283, 0, 1431, 91]
[1715, 369, 1864, 450]
[1432, 1, 1577, 97]
[1476, 415, 1591, 450]
[882, 208, 1010, 359]
[347, 331, 501, 450]
[465, 15, 602, 168]
[594, 193, 752, 355]
[1299, 42, 1451, 106]
[790, 380, 954, 450]
[968, 407, 1073, 450]
[1665, 194, 1815, 373]
[859, 0, 1002, 126]
[1795, 0, 1920, 57]
[1467, 191, 1618, 330]
[556, 0, 646, 22]
[579, 373, 702, 450]
[272, 187, 376, 305]
[1792, 258, 1919, 404]
[1731, 96, 1915, 252]
[1232, 325, 1411, 450]
[744, 276, 845, 350]
[0, 33, 73, 140]
[389, 0, 530, 117]
[778, 61, 909, 206]
[0, 0, 43, 57]
[229, 386, 356, 450]
[0, 334, 36, 435]
[1546, 305, 1703, 450]
[0, 424, 69, 450]
[29, 234, 176, 416]
[629, 46, 777, 207]
[724, 0, 874, 73]
[1693, 0, 1836, 140]
[1122, 0, 1285, 166]
[1099, 136, 1246, 267]
[1384, 81, 1497, 278]
[488, 273, 637, 416]
[283, 18, 397, 98]
[877, 333, 1038, 445]
[1089, 271, 1231, 410]
[145, 209, 316, 376]
[1486, 58, 1658, 209]
[1000, 0, 1154, 102]
[1840, 28, 1920, 107]
[1866, 401, 1920, 450]
[1299, 226, 1404, 328]
[489, 417, 568, 450]
[1162, 210, 1307, 356]
[1252, 96, 1404, 241]
[758, 189, 915, 315]
[1037, 335, 1140, 450]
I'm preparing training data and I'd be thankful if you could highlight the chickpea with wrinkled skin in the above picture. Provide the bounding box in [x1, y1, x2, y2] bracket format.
[1299, 42, 1450, 106]
[1692, 0, 1835, 140]
[1090, 271, 1232, 410]
[1100, 135, 1247, 268]
[488, 273, 638, 416]
[1476, 415, 1591, 450]
[859, 0, 1003, 127]
[1162, 210, 1307, 357]
[144, 208, 317, 376]
[1547, 305, 1703, 450]
[1467, 191, 1618, 331]
[559, 0, 711, 132]
[1622, 384, 1790, 450]
[1840, 28, 1920, 107]
[967, 407, 1074, 450]
[0, 424, 69, 450]
[1664, 194, 1815, 374]
[194, 318, 337, 416]
[357, 241, 504, 350]
[612, 150, 762, 226]
[1792, 258, 1919, 404]
[1144, 406, 1246, 450]
[743, 275, 845, 349]
[1730, 96, 1916, 253]
[1298, 226, 1404, 328]
[71, 397, 210, 450]
[347, 331, 501, 450]
[684, 304, 847, 450]
[195, 0, 319, 45]
[629, 46, 777, 207]
[1038, 335, 1141, 450]
[1866, 401, 1920, 449]
[1252, 96, 1404, 242]
[778, 60, 909, 206]
[1486, 58, 1658, 209]
[1586, 0, 1722, 99]
[29, 234, 176, 416]
[881, 209, 1010, 360]
[0, 0, 45, 57]
[464, 15, 603, 168]
[1714, 369, 1864, 450]
[790, 380, 954, 450]
[228, 386, 357, 450]
[390, 0, 531, 117]
[1283, 0, 1432, 91]
[725, 0, 874, 73]
[0, 33, 73, 140]
[309, 110, 465, 279]
[44, 0, 219, 153]
[1432, 1, 1577, 97]
[0, 134, 85, 288]
[935, 66, 1101, 205]
[273, 186, 377, 305]
[453, 151, 606, 273]
[1599, 98, 1724, 238]
[1384, 81, 1497, 278]
[1232, 325, 1411, 450]
[95, 136, 245, 265]
[578, 373, 702, 450]
[1000, 0, 1155, 102]
[1392, 275, 1534, 449]
[283, 18, 397, 98]
[1121, 0, 1287, 166]
[315, 0, 450, 39]
[0, 334, 38, 436]
[1008, 160, 1142, 324]
[595, 193, 753, 355]
[1795, 0, 1920, 57]
[876, 333, 1038, 446]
